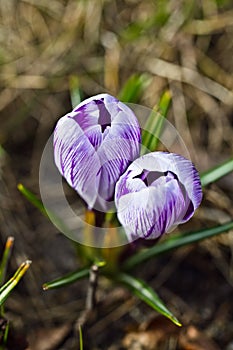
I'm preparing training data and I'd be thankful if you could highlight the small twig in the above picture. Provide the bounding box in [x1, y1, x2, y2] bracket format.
[74, 263, 99, 339]
[86, 264, 99, 311]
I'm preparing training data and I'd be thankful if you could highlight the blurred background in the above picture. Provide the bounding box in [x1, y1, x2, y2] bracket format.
[0, 0, 233, 349]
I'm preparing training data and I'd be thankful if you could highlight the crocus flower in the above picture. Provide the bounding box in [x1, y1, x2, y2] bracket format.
[115, 152, 202, 241]
[53, 94, 141, 211]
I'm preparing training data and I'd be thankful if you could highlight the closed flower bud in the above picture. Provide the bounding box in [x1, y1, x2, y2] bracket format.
[115, 152, 202, 241]
[53, 94, 141, 211]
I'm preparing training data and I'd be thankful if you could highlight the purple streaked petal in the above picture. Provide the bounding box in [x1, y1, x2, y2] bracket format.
[115, 151, 202, 240]
[95, 106, 141, 202]
[53, 93, 141, 211]
[116, 187, 157, 241]
[84, 125, 103, 149]
[121, 152, 202, 211]
[72, 94, 119, 133]
[97, 136, 141, 202]
[54, 117, 101, 209]
[115, 169, 146, 204]
[101, 94, 122, 121]
[71, 102, 99, 131]
[73, 93, 119, 112]
[116, 175, 190, 241]
[110, 109, 141, 141]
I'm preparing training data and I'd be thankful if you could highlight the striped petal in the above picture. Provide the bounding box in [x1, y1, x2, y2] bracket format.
[128, 152, 202, 211]
[115, 152, 202, 241]
[53, 93, 141, 210]
[54, 116, 101, 209]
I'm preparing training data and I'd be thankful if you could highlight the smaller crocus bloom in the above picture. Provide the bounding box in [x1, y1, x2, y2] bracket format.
[115, 152, 202, 241]
[53, 94, 141, 211]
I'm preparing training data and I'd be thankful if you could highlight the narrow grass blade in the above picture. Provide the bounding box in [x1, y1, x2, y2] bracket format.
[141, 90, 171, 154]
[118, 73, 150, 103]
[0, 261, 31, 305]
[0, 145, 6, 158]
[18, 183, 71, 235]
[117, 272, 181, 326]
[201, 157, 233, 187]
[123, 221, 233, 270]
[43, 267, 90, 290]
[17, 183, 48, 217]
[3, 321, 9, 347]
[69, 75, 82, 108]
[79, 325, 83, 350]
[0, 237, 14, 286]
[0, 319, 10, 349]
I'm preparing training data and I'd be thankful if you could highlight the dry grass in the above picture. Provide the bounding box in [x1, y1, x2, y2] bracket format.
[0, 0, 233, 349]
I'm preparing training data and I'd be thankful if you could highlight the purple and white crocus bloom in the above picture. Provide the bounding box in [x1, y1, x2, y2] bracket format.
[115, 152, 202, 242]
[53, 94, 141, 211]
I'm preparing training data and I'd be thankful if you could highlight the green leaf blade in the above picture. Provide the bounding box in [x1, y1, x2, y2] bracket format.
[141, 90, 171, 154]
[124, 221, 233, 270]
[117, 272, 181, 327]
[118, 74, 150, 103]
[200, 157, 233, 187]
[69, 75, 82, 109]
[0, 261, 31, 306]
[17, 183, 48, 217]
[18, 183, 72, 235]
[43, 267, 90, 290]
[0, 237, 14, 286]
[79, 325, 84, 350]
